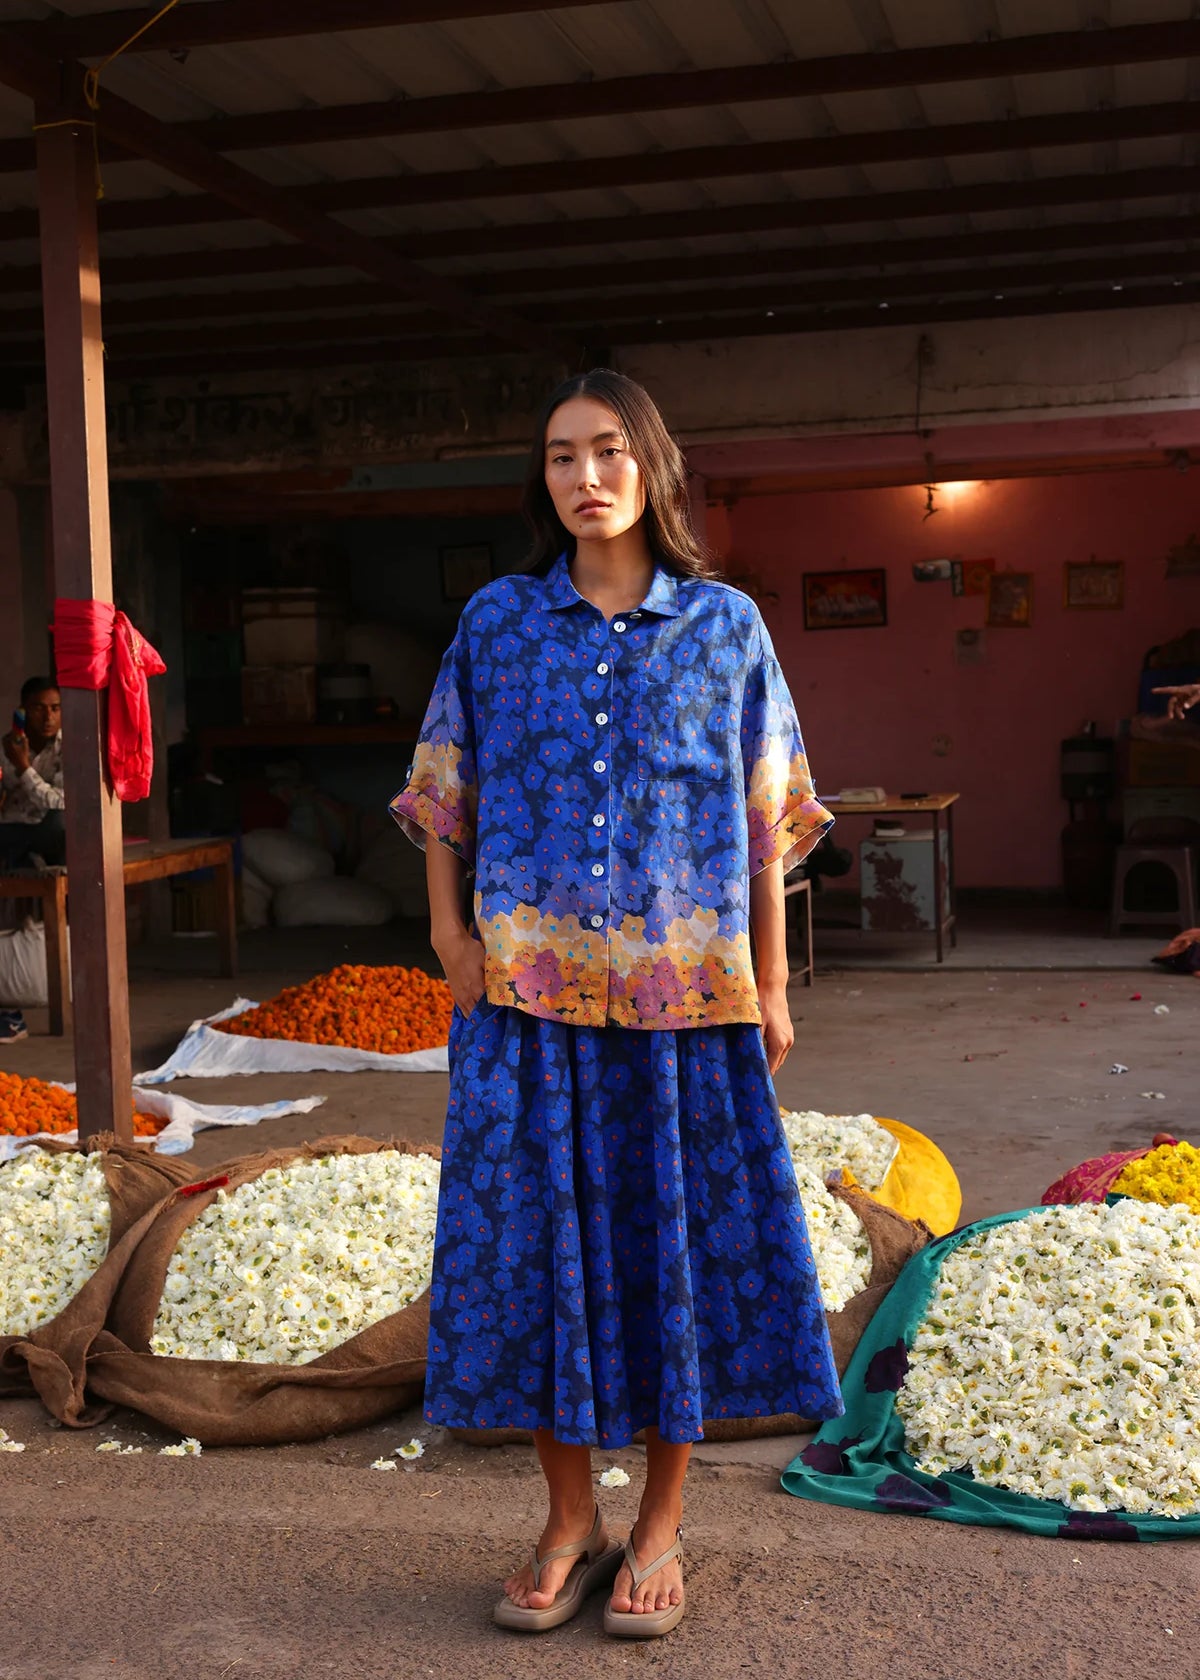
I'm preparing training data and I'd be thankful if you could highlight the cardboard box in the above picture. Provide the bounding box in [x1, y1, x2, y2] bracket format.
[242, 588, 345, 665]
[1126, 739, 1200, 788]
[241, 665, 316, 725]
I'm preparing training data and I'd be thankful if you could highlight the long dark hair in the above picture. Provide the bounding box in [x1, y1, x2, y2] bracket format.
[522, 368, 717, 578]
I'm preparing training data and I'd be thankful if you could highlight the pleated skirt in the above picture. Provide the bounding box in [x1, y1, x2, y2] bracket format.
[423, 999, 844, 1448]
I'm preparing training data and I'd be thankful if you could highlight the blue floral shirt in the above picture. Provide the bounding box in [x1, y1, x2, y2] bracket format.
[391, 554, 832, 1029]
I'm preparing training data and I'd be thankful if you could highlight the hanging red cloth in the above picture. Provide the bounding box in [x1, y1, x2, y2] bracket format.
[52, 598, 167, 802]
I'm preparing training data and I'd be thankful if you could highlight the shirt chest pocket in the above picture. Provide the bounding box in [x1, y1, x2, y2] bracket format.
[636, 676, 736, 782]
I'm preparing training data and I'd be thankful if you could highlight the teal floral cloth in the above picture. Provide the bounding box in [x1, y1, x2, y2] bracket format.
[782, 1209, 1200, 1541]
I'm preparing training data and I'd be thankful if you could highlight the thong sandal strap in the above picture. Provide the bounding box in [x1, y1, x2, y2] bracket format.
[624, 1526, 683, 1592]
[529, 1505, 602, 1590]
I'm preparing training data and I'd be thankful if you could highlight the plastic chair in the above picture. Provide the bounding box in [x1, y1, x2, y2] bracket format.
[1109, 816, 1200, 935]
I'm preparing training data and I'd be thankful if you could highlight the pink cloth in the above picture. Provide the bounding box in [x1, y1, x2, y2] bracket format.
[52, 598, 166, 802]
[1042, 1137, 1179, 1205]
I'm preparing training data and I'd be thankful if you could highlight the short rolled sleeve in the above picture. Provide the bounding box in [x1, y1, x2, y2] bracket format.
[389, 627, 478, 866]
[741, 623, 834, 877]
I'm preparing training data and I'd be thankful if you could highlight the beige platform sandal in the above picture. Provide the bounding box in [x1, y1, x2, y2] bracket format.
[492, 1505, 623, 1633]
[602, 1525, 685, 1639]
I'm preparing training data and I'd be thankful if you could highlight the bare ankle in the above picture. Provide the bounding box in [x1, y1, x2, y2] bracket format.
[546, 1492, 597, 1530]
[635, 1502, 683, 1538]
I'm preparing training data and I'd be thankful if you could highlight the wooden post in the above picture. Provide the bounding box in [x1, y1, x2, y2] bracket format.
[35, 114, 132, 1144]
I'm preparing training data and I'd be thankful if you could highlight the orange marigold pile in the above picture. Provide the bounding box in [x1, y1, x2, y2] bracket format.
[214, 963, 454, 1054]
[0, 1071, 164, 1138]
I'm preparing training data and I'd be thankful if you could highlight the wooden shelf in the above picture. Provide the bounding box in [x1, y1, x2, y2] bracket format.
[197, 721, 420, 769]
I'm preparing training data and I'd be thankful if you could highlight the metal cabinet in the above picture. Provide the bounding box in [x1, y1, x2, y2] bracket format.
[860, 830, 950, 933]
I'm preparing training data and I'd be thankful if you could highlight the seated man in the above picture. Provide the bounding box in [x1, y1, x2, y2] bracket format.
[1, 678, 65, 868]
[0, 678, 65, 1043]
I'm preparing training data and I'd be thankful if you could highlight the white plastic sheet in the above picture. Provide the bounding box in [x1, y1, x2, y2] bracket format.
[0, 1086, 326, 1162]
[134, 999, 449, 1084]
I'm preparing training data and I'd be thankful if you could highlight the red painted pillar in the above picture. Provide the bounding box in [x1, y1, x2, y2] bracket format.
[35, 113, 131, 1144]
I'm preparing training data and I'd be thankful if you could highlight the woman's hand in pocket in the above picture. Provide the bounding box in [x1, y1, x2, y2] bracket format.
[432, 926, 487, 1017]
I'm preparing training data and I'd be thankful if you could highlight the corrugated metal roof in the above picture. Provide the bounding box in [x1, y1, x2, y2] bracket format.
[0, 0, 1197, 369]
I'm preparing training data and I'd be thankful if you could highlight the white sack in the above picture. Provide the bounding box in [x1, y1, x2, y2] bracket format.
[135, 999, 448, 1084]
[240, 865, 273, 930]
[0, 916, 69, 1008]
[241, 828, 334, 889]
[0, 1087, 326, 1162]
[356, 827, 428, 919]
[273, 877, 393, 928]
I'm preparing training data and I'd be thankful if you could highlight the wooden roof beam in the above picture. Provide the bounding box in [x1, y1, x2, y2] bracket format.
[12, 272, 1200, 387]
[14, 1, 614, 58]
[7, 245, 1193, 363]
[2, 212, 1196, 333]
[69, 277, 1200, 378]
[2, 15, 1197, 172]
[3, 160, 1199, 291]
[1, 97, 1196, 245]
[0, 34, 567, 356]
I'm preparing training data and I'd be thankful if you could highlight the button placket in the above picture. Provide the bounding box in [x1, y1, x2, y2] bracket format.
[580, 620, 620, 951]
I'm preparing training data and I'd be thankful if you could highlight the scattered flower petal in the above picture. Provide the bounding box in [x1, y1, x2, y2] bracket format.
[599, 1466, 631, 1488]
[371, 1457, 398, 1471]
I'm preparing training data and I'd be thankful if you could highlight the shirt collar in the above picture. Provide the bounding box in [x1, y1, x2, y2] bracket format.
[541, 552, 681, 618]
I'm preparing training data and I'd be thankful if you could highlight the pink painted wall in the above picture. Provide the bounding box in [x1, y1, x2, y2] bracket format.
[721, 469, 1200, 889]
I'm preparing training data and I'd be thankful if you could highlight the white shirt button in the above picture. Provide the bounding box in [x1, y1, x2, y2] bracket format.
[591, 863, 604, 877]
[592, 814, 605, 827]
[613, 620, 627, 633]
[595, 712, 608, 725]
[597, 662, 609, 675]
[593, 759, 606, 774]
[590, 914, 604, 929]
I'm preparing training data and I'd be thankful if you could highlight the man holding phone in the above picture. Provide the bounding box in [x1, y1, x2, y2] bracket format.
[1, 677, 65, 863]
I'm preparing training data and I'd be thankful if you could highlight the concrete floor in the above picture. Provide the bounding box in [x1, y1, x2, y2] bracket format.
[1, 931, 1197, 1679]
[811, 900, 1165, 972]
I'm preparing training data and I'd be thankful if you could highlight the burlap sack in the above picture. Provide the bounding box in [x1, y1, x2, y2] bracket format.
[0, 1135, 196, 1425]
[453, 1182, 933, 1448]
[86, 1135, 439, 1446]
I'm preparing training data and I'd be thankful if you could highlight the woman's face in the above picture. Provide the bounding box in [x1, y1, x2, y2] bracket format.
[544, 395, 646, 546]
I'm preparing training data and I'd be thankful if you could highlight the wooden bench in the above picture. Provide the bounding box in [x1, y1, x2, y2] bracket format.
[0, 837, 237, 1036]
[784, 875, 814, 988]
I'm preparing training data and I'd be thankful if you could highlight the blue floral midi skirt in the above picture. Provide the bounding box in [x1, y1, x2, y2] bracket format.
[423, 1000, 844, 1448]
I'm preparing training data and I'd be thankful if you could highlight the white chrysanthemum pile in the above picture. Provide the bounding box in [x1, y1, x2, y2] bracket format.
[779, 1109, 899, 1192]
[794, 1164, 871, 1312]
[0, 1147, 111, 1337]
[150, 1151, 441, 1366]
[897, 1200, 1200, 1517]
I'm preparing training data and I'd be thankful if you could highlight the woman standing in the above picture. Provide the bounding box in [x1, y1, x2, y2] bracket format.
[391, 369, 842, 1639]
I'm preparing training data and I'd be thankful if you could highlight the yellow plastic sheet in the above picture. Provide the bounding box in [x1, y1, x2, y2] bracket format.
[872, 1118, 962, 1236]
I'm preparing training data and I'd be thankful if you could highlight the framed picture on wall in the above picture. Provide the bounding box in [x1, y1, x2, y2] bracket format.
[440, 543, 493, 602]
[1064, 560, 1124, 609]
[986, 570, 1034, 628]
[802, 568, 888, 630]
[951, 557, 996, 597]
